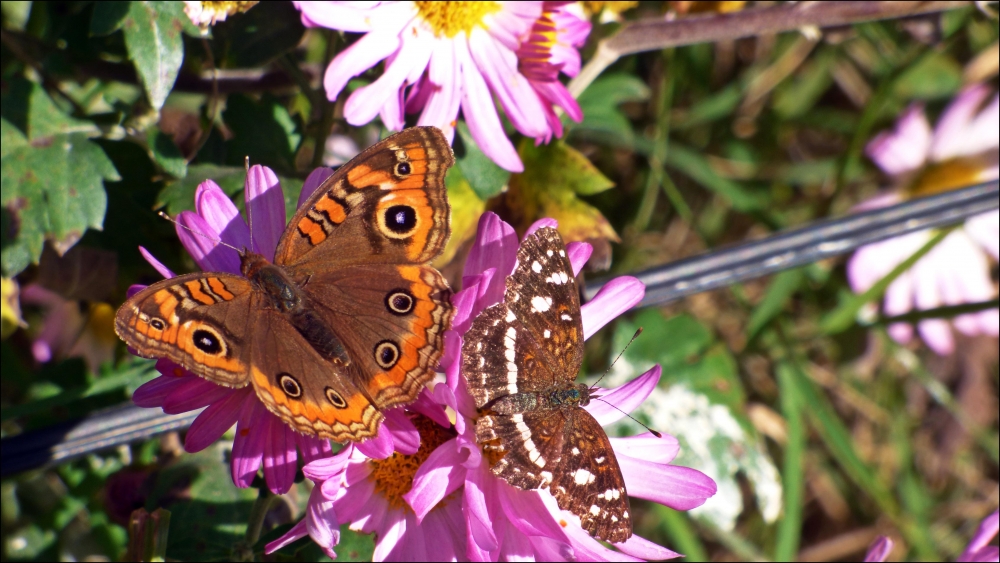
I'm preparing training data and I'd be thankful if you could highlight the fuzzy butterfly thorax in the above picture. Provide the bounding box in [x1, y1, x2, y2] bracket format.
[117, 127, 455, 442]
[485, 382, 592, 415]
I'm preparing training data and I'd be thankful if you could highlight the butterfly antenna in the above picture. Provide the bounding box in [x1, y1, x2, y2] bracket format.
[591, 398, 662, 438]
[244, 156, 255, 253]
[158, 211, 241, 253]
[590, 327, 643, 389]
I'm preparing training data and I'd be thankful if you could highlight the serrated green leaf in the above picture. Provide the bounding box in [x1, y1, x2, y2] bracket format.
[1, 78, 98, 141]
[123, 1, 186, 111]
[148, 126, 187, 178]
[90, 1, 130, 36]
[507, 139, 619, 245]
[454, 122, 510, 200]
[1, 133, 118, 276]
[0, 118, 28, 158]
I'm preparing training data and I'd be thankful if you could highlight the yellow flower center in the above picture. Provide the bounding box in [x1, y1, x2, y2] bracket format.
[368, 413, 456, 510]
[414, 1, 501, 38]
[87, 302, 118, 346]
[908, 157, 990, 198]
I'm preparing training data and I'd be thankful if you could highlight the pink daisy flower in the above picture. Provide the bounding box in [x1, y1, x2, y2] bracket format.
[864, 510, 998, 562]
[847, 85, 999, 355]
[293, 1, 590, 172]
[128, 166, 419, 494]
[270, 213, 717, 560]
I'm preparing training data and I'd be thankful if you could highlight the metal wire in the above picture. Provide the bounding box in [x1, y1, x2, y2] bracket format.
[1, 180, 997, 478]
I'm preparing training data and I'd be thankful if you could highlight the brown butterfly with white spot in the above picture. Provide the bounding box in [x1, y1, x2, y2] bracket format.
[462, 227, 632, 543]
[116, 127, 454, 442]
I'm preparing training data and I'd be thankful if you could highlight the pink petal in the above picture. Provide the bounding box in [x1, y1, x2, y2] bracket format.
[581, 276, 645, 340]
[372, 510, 407, 562]
[263, 418, 297, 494]
[195, 180, 252, 251]
[304, 481, 341, 552]
[174, 211, 239, 274]
[525, 218, 559, 236]
[357, 426, 394, 460]
[930, 85, 994, 162]
[244, 165, 285, 261]
[139, 246, 176, 278]
[455, 37, 523, 172]
[468, 27, 549, 138]
[299, 167, 335, 210]
[183, 387, 246, 452]
[609, 432, 680, 464]
[499, 485, 569, 541]
[324, 29, 401, 101]
[296, 433, 334, 465]
[404, 438, 467, 521]
[409, 388, 453, 430]
[304, 444, 354, 484]
[231, 396, 267, 487]
[965, 210, 1000, 261]
[265, 518, 308, 554]
[132, 375, 186, 407]
[960, 511, 1000, 562]
[619, 460, 717, 511]
[127, 284, 146, 299]
[865, 104, 932, 176]
[616, 534, 682, 560]
[533, 79, 583, 123]
[344, 34, 433, 126]
[864, 536, 894, 562]
[417, 42, 462, 138]
[383, 409, 420, 455]
[586, 365, 661, 426]
[464, 212, 519, 279]
[464, 466, 500, 554]
[566, 241, 592, 276]
[162, 378, 232, 413]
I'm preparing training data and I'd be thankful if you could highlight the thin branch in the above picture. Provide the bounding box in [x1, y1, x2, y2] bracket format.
[570, 1, 970, 97]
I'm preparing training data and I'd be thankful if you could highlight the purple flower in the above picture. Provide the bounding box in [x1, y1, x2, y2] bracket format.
[129, 166, 417, 494]
[273, 212, 717, 560]
[21, 285, 117, 372]
[848, 85, 999, 355]
[293, 1, 590, 172]
[864, 510, 998, 562]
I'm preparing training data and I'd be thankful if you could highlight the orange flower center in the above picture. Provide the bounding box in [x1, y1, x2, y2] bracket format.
[414, 1, 501, 38]
[368, 413, 456, 510]
[908, 156, 992, 198]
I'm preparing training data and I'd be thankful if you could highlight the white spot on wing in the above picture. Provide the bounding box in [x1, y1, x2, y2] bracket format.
[573, 468, 595, 485]
[543, 329, 551, 339]
[590, 505, 601, 516]
[530, 295, 552, 312]
[571, 447, 580, 456]
[531, 261, 542, 273]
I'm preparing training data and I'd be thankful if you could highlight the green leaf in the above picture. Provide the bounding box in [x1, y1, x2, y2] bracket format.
[774, 362, 805, 561]
[0, 117, 28, 158]
[223, 94, 300, 173]
[123, 1, 186, 111]
[746, 268, 805, 340]
[820, 227, 952, 335]
[572, 73, 650, 148]
[157, 164, 304, 223]
[1, 133, 119, 276]
[147, 126, 187, 178]
[90, 1, 130, 36]
[453, 122, 510, 200]
[151, 448, 257, 561]
[507, 139, 619, 246]
[1, 78, 98, 141]
[893, 51, 962, 100]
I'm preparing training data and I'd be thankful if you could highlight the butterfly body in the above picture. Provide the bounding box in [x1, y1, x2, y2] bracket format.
[117, 127, 455, 442]
[463, 228, 632, 544]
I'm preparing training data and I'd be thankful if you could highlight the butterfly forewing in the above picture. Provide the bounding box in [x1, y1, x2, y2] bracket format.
[504, 229, 584, 385]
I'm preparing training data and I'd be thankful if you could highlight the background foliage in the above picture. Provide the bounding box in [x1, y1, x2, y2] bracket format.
[1, 1, 997, 561]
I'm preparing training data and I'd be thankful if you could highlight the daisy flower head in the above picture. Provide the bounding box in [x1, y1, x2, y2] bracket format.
[294, 1, 591, 172]
[275, 212, 717, 561]
[127, 166, 418, 494]
[847, 85, 999, 355]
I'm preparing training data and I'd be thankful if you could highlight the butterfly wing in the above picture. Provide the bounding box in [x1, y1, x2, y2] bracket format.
[547, 410, 631, 544]
[248, 305, 383, 441]
[298, 263, 453, 411]
[503, 228, 584, 387]
[115, 272, 255, 387]
[275, 127, 452, 268]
